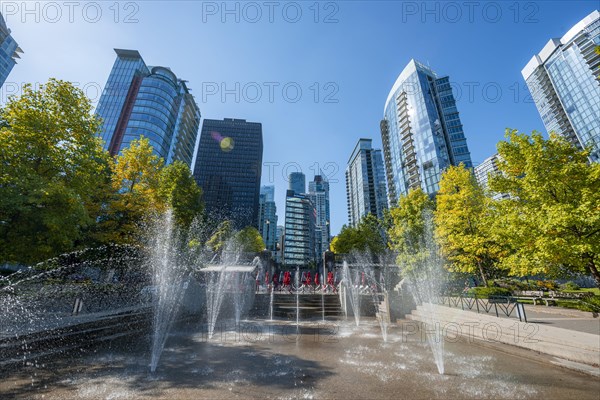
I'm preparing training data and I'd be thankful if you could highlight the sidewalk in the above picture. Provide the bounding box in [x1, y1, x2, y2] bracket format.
[524, 306, 599, 335]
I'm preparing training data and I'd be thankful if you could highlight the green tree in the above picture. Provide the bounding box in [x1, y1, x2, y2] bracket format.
[330, 214, 387, 256]
[489, 129, 600, 287]
[234, 226, 265, 254]
[206, 220, 233, 254]
[0, 79, 111, 264]
[95, 137, 164, 244]
[158, 161, 203, 228]
[387, 188, 434, 276]
[434, 164, 502, 285]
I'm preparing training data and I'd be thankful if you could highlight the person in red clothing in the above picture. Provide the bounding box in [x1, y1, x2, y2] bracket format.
[314, 272, 319, 288]
[272, 272, 279, 291]
[304, 271, 312, 292]
[265, 271, 270, 291]
[283, 271, 291, 292]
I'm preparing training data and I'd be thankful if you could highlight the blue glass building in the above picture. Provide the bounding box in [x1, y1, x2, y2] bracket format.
[258, 185, 278, 254]
[0, 13, 22, 88]
[289, 172, 306, 195]
[380, 59, 472, 204]
[193, 118, 263, 229]
[95, 49, 200, 167]
[522, 10, 600, 162]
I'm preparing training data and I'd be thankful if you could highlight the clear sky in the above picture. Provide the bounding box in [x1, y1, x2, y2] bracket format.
[2, 0, 597, 235]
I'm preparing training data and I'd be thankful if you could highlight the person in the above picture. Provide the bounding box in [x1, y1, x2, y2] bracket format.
[272, 272, 279, 291]
[304, 271, 312, 292]
[283, 271, 291, 292]
[265, 271, 270, 292]
[327, 271, 335, 293]
[314, 272, 320, 291]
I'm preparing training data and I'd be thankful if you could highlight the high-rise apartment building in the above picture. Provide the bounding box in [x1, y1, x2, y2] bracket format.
[522, 10, 600, 162]
[345, 139, 388, 227]
[95, 49, 201, 167]
[193, 118, 263, 229]
[380, 59, 472, 204]
[283, 190, 316, 268]
[0, 13, 22, 88]
[308, 175, 331, 258]
[474, 154, 510, 200]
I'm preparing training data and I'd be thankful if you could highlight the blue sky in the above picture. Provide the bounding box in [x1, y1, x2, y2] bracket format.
[2, 1, 597, 234]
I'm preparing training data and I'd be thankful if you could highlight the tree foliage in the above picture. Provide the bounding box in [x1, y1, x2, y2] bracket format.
[330, 214, 387, 256]
[434, 164, 503, 285]
[489, 129, 600, 287]
[158, 161, 203, 228]
[387, 188, 434, 276]
[0, 80, 111, 264]
[234, 226, 265, 254]
[94, 137, 164, 244]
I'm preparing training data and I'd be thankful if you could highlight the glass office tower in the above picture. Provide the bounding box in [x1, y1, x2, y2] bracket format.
[95, 49, 201, 167]
[0, 13, 22, 88]
[345, 138, 388, 227]
[193, 118, 263, 229]
[522, 10, 600, 162]
[289, 172, 306, 195]
[380, 59, 472, 205]
[258, 185, 278, 254]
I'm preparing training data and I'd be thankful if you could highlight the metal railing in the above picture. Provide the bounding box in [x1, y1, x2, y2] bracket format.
[437, 294, 528, 323]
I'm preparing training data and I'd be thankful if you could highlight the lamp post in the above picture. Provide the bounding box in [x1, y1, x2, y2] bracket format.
[265, 219, 270, 251]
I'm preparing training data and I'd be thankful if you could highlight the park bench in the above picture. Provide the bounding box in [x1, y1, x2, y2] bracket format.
[513, 290, 593, 306]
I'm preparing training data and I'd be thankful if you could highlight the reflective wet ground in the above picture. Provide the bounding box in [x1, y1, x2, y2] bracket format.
[1, 318, 598, 399]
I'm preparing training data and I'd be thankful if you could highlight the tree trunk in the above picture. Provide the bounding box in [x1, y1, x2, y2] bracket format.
[586, 257, 600, 289]
[477, 260, 488, 287]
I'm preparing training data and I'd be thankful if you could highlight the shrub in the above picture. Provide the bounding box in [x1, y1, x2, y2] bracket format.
[467, 287, 512, 298]
[560, 281, 580, 291]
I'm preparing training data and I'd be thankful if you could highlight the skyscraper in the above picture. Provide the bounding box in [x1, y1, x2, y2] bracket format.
[380, 59, 472, 204]
[95, 49, 201, 167]
[522, 10, 600, 162]
[345, 138, 388, 227]
[283, 190, 317, 268]
[0, 13, 22, 88]
[308, 175, 331, 258]
[474, 154, 510, 200]
[258, 185, 278, 254]
[289, 172, 306, 195]
[193, 118, 263, 229]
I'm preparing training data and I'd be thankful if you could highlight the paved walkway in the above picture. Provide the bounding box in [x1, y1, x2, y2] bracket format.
[523, 306, 600, 335]
[440, 298, 599, 335]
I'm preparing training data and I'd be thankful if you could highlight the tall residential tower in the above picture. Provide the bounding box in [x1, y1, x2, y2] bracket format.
[345, 138, 388, 227]
[380, 59, 472, 204]
[522, 10, 600, 162]
[0, 13, 22, 88]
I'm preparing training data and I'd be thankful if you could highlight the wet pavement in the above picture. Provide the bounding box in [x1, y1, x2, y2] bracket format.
[1, 318, 598, 399]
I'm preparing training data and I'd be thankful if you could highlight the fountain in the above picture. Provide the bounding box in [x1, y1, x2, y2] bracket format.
[269, 284, 274, 321]
[341, 261, 361, 327]
[149, 209, 190, 373]
[295, 266, 300, 335]
[400, 212, 446, 375]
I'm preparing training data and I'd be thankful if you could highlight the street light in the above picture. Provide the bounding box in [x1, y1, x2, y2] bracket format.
[265, 219, 270, 250]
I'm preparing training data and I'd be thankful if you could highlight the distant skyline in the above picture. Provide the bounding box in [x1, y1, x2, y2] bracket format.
[1, 1, 597, 234]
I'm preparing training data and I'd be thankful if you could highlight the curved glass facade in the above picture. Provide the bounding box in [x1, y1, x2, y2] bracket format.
[381, 60, 472, 204]
[0, 13, 22, 88]
[96, 49, 200, 167]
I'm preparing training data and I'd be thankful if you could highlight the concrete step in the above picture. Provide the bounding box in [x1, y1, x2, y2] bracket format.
[406, 304, 600, 369]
